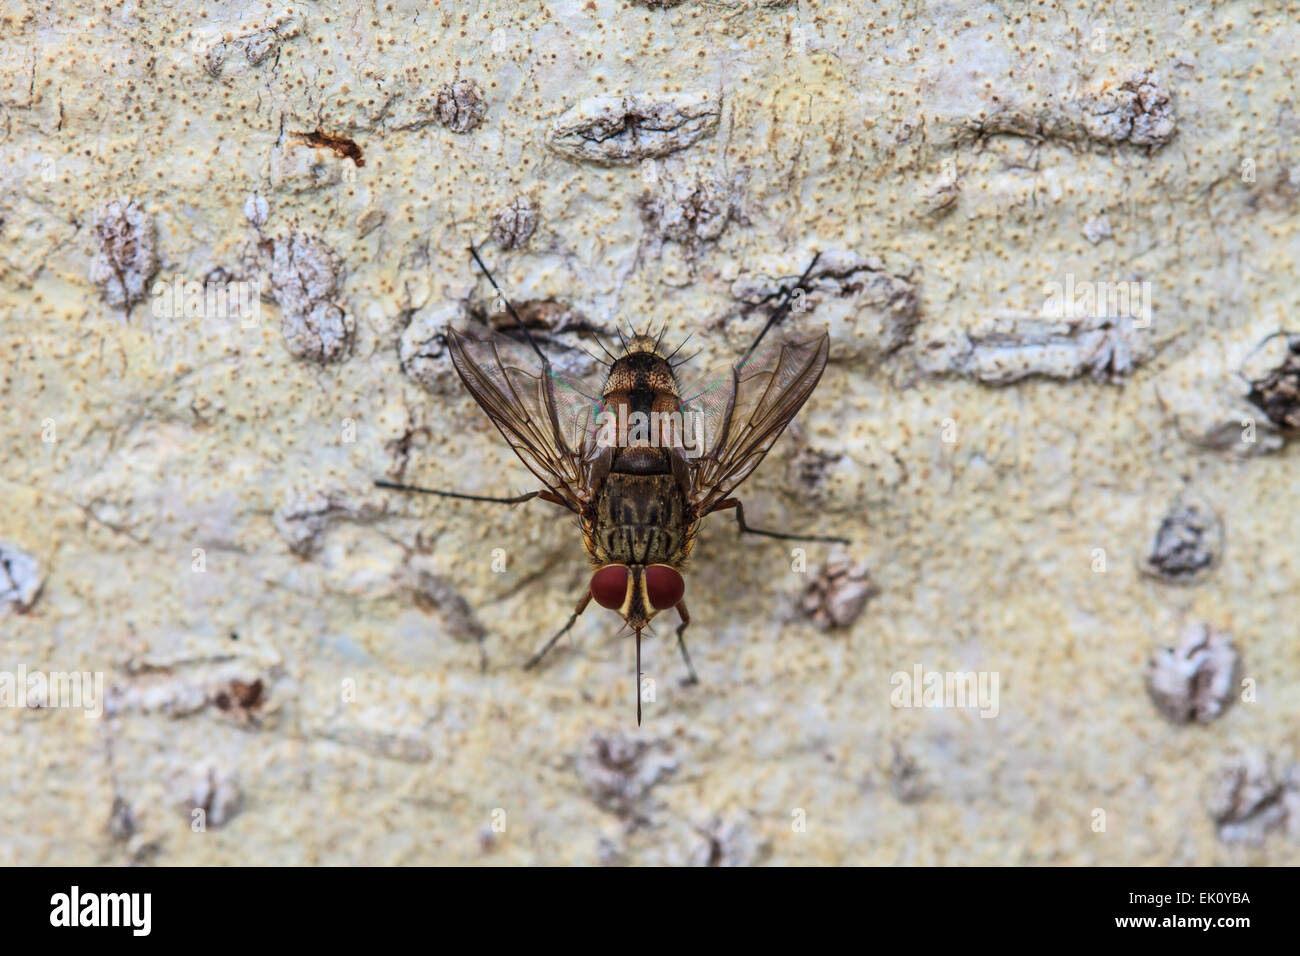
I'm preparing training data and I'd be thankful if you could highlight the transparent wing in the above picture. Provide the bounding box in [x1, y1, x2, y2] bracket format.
[446, 326, 611, 512]
[679, 333, 830, 516]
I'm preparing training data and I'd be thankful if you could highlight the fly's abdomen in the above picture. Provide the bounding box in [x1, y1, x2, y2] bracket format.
[590, 473, 689, 567]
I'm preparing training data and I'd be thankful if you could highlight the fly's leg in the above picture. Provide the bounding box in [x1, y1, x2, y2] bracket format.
[674, 600, 699, 685]
[377, 477, 582, 671]
[468, 244, 548, 364]
[711, 498, 849, 545]
[524, 590, 593, 671]
[374, 480, 567, 507]
[741, 252, 823, 363]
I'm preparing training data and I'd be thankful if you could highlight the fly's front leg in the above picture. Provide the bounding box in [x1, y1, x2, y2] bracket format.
[674, 600, 699, 685]
[741, 252, 822, 362]
[711, 498, 849, 545]
[524, 590, 593, 670]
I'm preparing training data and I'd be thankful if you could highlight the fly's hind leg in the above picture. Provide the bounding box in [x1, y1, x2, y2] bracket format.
[524, 590, 593, 671]
[711, 498, 849, 545]
[674, 600, 700, 685]
[374, 480, 569, 508]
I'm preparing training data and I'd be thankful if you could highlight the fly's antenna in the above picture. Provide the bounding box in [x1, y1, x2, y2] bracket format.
[467, 244, 548, 365]
[741, 251, 822, 366]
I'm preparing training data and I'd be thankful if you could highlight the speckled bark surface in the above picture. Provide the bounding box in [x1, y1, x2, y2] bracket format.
[1, 0, 1298, 865]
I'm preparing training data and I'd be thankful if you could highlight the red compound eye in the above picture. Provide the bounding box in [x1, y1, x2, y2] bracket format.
[590, 565, 629, 610]
[644, 565, 685, 611]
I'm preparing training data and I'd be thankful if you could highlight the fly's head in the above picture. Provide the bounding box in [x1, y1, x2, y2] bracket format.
[588, 563, 685, 633]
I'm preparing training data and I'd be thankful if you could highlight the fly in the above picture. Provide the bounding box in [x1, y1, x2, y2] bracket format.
[378, 246, 847, 724]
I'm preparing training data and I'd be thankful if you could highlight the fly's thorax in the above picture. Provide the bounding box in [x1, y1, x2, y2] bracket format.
[598, 337, 690, 473]
[589, 472, 690, 567]
[602, 336, 681, 404]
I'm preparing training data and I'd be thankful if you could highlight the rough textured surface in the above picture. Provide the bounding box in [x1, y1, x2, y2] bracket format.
[1146, 622, 1239, 725]
[1, 0, 1298, 866]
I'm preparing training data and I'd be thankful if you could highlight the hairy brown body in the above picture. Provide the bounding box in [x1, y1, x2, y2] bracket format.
[584, 336, 696, 572]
